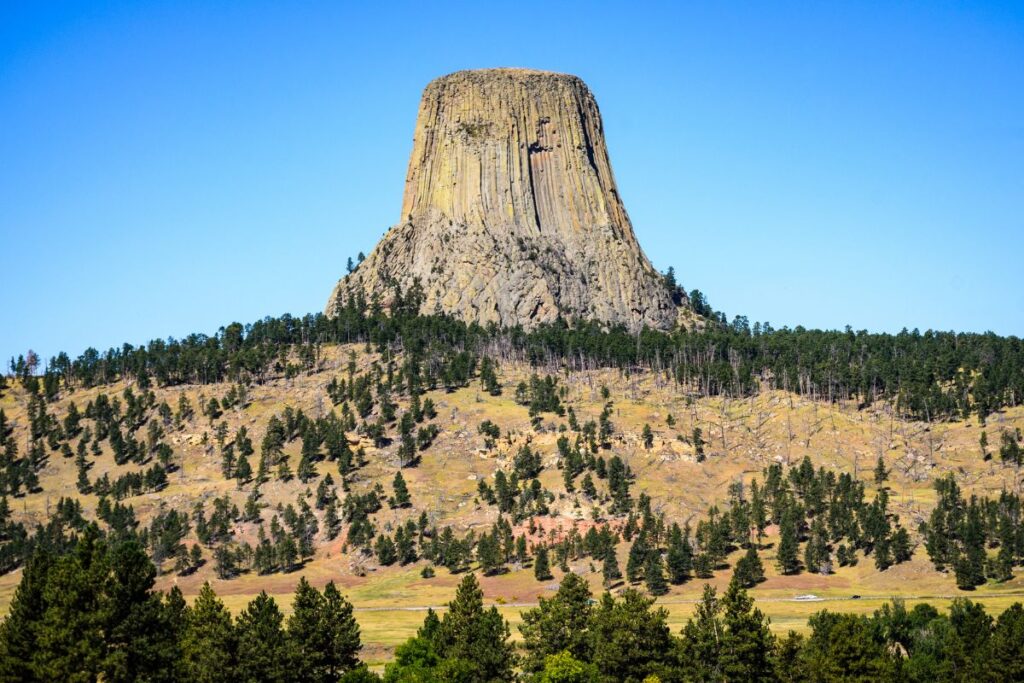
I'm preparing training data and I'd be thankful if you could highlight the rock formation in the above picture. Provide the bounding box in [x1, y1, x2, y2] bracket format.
[326, 68, 684, 331]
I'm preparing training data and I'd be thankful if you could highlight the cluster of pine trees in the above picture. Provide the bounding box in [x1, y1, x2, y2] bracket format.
[920, 473, 1024, 589]
[2, 527, 1023, 681]
[1, 339, 1009, 595]
[12, 282, 1024, 422]
[608, 455, 914, 600]
[0, 528, 375, 682]
[383, 569, 1024, 682]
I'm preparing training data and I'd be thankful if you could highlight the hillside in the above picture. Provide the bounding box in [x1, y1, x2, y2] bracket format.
[3, 328, 1024, 661]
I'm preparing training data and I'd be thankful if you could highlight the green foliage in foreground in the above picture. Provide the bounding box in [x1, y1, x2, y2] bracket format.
[0, 527, 369, 682]
[3, 529, 1024, 681]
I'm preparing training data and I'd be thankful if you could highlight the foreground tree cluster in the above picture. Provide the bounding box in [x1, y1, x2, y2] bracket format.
[4, 533, 1022, 682]
[0, 528, 373, 682]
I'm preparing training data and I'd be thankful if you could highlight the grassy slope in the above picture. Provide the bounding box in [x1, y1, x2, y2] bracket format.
[2, 343, 1024, 662]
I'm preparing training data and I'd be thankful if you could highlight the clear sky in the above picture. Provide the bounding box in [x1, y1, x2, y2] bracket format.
[2, 1, 1022, 365]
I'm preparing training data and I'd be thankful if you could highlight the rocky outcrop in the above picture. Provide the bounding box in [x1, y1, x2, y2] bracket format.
[326, 68, 684, 331]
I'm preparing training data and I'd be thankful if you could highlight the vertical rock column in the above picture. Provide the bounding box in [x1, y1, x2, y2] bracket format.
[326, 68, 682, 332]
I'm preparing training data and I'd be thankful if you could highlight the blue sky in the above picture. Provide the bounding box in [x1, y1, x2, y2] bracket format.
[2, 1, 1022, 364]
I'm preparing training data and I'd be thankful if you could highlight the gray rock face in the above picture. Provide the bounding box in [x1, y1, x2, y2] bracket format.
[326, 68, 683, 331]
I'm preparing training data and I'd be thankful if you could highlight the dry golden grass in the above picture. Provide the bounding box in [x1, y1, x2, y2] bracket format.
[2, 342, 1023, 655]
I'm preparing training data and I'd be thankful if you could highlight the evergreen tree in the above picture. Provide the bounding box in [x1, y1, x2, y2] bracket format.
[587, 589, 674, 682]
[891, 527, 913, 564]
[181, 583, 236, 682]
[234, 453, 252, 484]
[297, 453, 316, 483]
[680, 584, 723, 680]
[101, 539, 179, 681]
[287, 578, 326, 682]
[324, 499, 342, 541]
[733, 546, 766, 588]
[375, 534, 397, 566]
[626, 535, 648, 583]
[0, 550, 53, 681]
[719, 575, 776, 681]
[320, 582, 363, 679]
[955, 503, 987, 590]
[534, 545, 553, 581]
[777, 504, 800, 575]
[666, 523, 693, 584]
[391, 471, 411, 508]
[235, 592, 290, 682]
[519, 572, 593, 673]
[644, 551, 668, 596]
[602, 546, 622, 586]
[694, 551, 715, 579]
[990, 603, 1024, 680]
[805, 518, 831, 575]
[434, 573, 515, 681]
[873, 455, 889, 486]
[287, 579, 363, 682]
[799, 611, 896, 680]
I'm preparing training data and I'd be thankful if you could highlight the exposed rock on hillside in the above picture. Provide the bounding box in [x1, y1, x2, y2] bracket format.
[326, 68, 684, 331]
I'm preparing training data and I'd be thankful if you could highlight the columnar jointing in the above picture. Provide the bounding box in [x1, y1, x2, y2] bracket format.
[326, 68, 682, 332]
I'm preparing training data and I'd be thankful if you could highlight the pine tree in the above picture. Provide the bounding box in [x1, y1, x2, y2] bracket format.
[375, 534, 397, 566]
[694, 551, 715, 579]
[232, 453, 251, 485]
[277, 458, 293, 482]
[666, 523, 693, 584]
[181, 582, 237, 682]
[534, 545, 553, 581]
[75, 460, 91, 494]
[587, 589, 675, 681]
[297, 453, 316, 483]
[644, 551, 668, 596]
[956, 504, 987, 589]
[321, 582, 363, 678]
[719, 574, 776, 681]
[693, 427, 706, 462]
[891, 527, 913, 564]
[235, 591, 290, 682]
[626, 535, 648, 583]
[391, 471, 411, 508]
[642, 424, 653, 449]
[189, 544, 203, 572]
[680, 583, 723, 680]
[805, 518, 831, 575]
[288, 578, 326, 681]
[477, 533, 503, 576]
[777, 504, 800, 575]
[603, 546, 622, 586]
[324, 498, 341, 540]
[733, 546, 765, 588]
[277, 535, 298, 570]
[518, 572, 593, 673]
[874, 456, 889, 486]
[220, 443, 235, 479]
[434, 573, 515, 681]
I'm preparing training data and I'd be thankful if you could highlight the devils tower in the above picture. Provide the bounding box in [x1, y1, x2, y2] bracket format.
[326, 68, 682, 331]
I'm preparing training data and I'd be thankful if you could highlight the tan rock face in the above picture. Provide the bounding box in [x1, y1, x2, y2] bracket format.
[326, 68, 683, 331]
